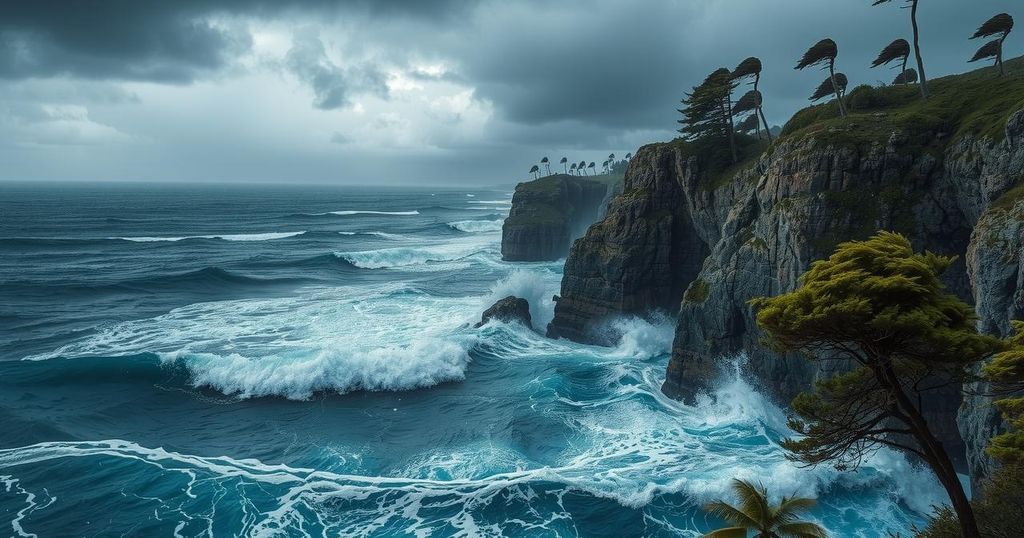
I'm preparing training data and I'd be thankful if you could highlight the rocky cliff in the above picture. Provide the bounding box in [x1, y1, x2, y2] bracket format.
[501, 174, 621, 261]
[548, 61, 1024, 479]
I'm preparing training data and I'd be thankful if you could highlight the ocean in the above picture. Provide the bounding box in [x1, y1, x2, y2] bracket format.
[0, 181, 944, 537]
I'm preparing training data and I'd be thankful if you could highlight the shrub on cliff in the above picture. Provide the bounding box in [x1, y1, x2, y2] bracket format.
[751, 231, 1005, 538]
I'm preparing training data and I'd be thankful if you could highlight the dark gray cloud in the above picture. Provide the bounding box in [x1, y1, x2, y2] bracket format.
[0, 0, 470, 82]
[284, 32, 389, 109]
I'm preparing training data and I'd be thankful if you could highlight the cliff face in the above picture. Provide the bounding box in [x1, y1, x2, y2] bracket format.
[548, 66, 1024, 480]
[501, 174, 618, 261]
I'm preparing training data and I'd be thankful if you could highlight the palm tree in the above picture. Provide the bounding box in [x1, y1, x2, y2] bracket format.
[570, 162, 578, 175]
[872, 0, 929, 98]
[732, 57, 772, 142]
[602, 160, 610, 173]
[528, 164, 540, 179]
[871, 38, 911, 85]
[608, 153, 615, 167]
[540, 156, 550, 176]
[796, 39, 846, 117]
[970, 13, 1014, 76]
[578, 160, 587, 175]
[560, 156, 568, 174]
[587, 162, 596, 175]
[624, 152, 632, 161]
[702, 479, 827, 538]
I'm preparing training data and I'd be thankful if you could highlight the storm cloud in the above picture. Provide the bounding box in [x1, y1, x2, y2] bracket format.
[0, 0, 1020, 184]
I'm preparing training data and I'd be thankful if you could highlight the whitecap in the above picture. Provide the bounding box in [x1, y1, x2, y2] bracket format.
[327, 210, 419, 216]
[338, 231, 407, 240]
[116, 231, 306, 242]
[467, 200, 512, 205]
[447, 220, 504, 233]
[338, 239, 494, 269]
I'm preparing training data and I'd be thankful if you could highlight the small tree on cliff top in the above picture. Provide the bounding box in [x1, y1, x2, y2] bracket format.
[872, 0, 929, 98]
[970, 13, 1014, 77]
[678, 68, 738, 163]
[751, 231, 1004, 538]
[795, 39, 846, 117]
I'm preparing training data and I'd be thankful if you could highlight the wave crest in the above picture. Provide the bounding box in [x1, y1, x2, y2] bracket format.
[447, 220, 504, 233]
[117, 232, 305, 242]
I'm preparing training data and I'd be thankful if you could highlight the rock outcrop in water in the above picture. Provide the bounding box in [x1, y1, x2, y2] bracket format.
[501, 174, 622, 261]
[548, 61, 1024, 483]
[476, 296, 533, 329]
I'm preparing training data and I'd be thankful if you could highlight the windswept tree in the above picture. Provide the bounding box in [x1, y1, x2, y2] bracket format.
[587, 162, 596, 175]
[678, 68, 739, 163]
[601, 160, 609, 173]
[796, 39, 846, 117]
[569, 162, 578, 175]
[624, 152, 632, 161]
[607, 153, 615, 167]
[528, 164, 540, 179]
[872, 0, 929, 98]
[560, 156, 568, 174]
[809, 73, 848, 103]
[970, 13, 1014, 76]
[893, 67, 918, 85]
[751, 232, 1006, 538]
[871, 38, 911, 86]
[540, 156, 550, 176]
[578, 160, 587, 175]
[731, 56, 772, 142]
[702, 479, 827, 538]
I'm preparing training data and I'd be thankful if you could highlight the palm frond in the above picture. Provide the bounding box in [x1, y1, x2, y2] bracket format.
[969, 39, 1002, 63]
[893, 68, 917, 84]
[733, 90, 762, 115]
[795, 39, 837, 70]
[731, 479, 772, 527]
[775, 521, 829, 538]
[559, 157, 567, 163]
[702, 527, 749, 538]
[703, 500, 760, 529]
[972, 13, 1014, 39]
[773, 495, 817, 523]
[732, 56, 762, 79]
[809, 73, 847, 101]
[871, 39, 910, 68]
[871, 0, 895, 5]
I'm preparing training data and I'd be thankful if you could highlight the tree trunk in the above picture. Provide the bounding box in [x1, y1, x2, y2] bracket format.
[901, 56, 908, 85]
[998, 37, 1005, 77]
[723, 96, 738, 163]
[828, 63, 846, 118]
[911, 0, 929, 98]
[877, 361, 979, 538]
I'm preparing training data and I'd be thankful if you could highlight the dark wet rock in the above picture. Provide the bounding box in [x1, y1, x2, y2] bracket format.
[476, 296, 532, 329]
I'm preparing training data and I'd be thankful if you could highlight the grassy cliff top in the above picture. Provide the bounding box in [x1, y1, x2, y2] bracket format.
[781, 55, 1024, 148]
[644, 56, 1024, 192]
[505, 173, 623, 225]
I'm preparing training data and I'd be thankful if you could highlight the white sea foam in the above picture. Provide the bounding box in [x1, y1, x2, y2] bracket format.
[117, 231, 306, 242]
[338, 231, 407, 240]
[447, 219, 504, 233]
[467, 200, 512, 205]
[338, 238, 494, 269]
[326, 210, 419, 216]
[27, 284, 479, 399]
[480, 269, 559, 330]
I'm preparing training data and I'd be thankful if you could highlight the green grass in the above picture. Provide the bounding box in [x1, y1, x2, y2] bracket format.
[505, 173, 623, 226]
[683, 278, 711, 303]
[780, 55, 1024, 151]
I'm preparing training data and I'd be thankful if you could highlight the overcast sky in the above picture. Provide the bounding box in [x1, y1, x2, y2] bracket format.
[0, 0, 1018, 186]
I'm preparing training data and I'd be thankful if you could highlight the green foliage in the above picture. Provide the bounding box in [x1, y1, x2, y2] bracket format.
[982, 321, 1024, 464]
[702, 479, 827, 538]
[779, 56, 1024, 147]
[751, 232, 1002, 471]
[916, 464, 1024, 538]
[679, 68, 737, 144]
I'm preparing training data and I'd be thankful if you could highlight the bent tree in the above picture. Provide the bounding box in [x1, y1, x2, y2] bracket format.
[795, 39, 846, 117]
[970, 13, 1015, 77]
[751, 232, 1004, 538]
[872, 0, 929, 98]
